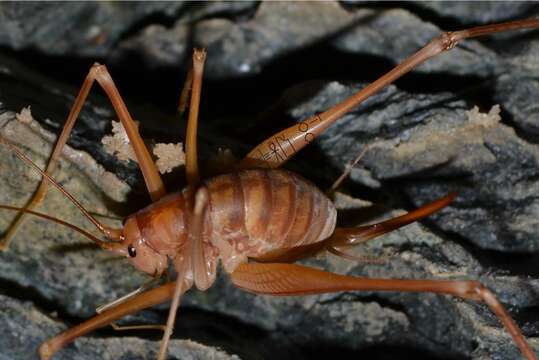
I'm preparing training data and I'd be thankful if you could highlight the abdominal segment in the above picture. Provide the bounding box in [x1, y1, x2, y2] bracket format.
[204, 169, 337, 263]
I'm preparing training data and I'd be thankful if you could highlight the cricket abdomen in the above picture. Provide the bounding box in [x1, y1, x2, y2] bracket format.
[204, 169, 336, 270]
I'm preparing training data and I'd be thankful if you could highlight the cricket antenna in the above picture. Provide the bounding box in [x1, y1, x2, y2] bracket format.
[0, 137, 123, 241]
[0, 204, 124, 252]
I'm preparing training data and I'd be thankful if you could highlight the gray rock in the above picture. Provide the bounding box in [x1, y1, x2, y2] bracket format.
[110, 2, 258, 71]
[0, 2, 258, 60]
[0, 108, 146, 317]
[1, 2, 537, 82]
[1, 4, 539, 360]
[1, 104, 538, 359]
[0, 3, 184, 56]
[495, 73, 539, 136]
[414, 2, 539, 24]
[0, 293, 239, 360]
[332, 8, 500, 77]
[284, 79, 539, 253]
[193, 2, 370, 79]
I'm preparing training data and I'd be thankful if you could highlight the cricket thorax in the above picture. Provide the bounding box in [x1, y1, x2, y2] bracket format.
[123, 188, 218, 282]
[122, 191, 190, 276]
[133, 192, 190, 257]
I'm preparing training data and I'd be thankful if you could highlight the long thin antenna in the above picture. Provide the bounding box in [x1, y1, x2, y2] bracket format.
[0, 204, 123, 252]
[0, 137, 123, 241]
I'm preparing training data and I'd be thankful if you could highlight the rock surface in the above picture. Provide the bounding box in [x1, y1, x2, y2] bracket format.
[0, 293, 239, 360]
[1, 3, 539, 360]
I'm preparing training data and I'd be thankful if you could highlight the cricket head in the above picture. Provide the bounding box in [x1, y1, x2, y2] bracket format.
[119, 215, 168, 277]
[0, 137, 170, 276]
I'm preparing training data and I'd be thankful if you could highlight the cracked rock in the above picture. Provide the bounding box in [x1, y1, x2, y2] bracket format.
[0, 106, 538, 358]
[1, 3, 539, 360]
[414, 2, 539, 24]
[332, 8, 500, 78]
[0, 293, 239, 360]
[284, 79, 539, 253]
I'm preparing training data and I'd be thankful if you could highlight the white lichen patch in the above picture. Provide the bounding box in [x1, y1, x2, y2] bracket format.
[465, 104, 501, 124]
[101, 120, 138, 162]
[101, 120, 185, 174]
[15, 106, 33, 124]
[327, 301, 409, 338]
[2, 107, 130, 202]
[153, 143, 185, 174]
[332, 191, 372, 211]
[367, 104, 504, 176]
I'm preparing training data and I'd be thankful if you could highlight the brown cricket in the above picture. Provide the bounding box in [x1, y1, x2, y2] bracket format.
[0, 18, 538, 360]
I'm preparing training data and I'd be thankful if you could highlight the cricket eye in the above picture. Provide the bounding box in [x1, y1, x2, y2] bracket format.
[128, 245, 137, 258]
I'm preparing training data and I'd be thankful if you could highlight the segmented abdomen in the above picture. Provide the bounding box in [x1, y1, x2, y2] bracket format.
[204, 169, 336, 258]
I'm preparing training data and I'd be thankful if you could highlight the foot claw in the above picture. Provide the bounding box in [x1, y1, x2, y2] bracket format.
[0, 241, 9, 252]
[38, 342, 53, 360]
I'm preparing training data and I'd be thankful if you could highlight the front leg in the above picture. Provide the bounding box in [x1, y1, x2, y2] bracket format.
[39, 282, 176, 360]
[157, 186, 210, 360]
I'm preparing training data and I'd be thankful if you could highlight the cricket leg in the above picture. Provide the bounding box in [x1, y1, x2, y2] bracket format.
[80, 64, 166, 200]
[0, 63, 166, 250]
[184, 49, 207, 186]
[326, 145, 368, 195]
[231, 263, 537, 360]
[157, 186, 209, 360]
[238, 18, 539, 169]
[181, 49, 241, 179]
[253, 192, 456, 263]
[328, 192, 457, 247]
[324, 191, 456, 261]
[39, 281, 176, 360]
[177, 67, 194, 115]
[108, 323, 165, 332]
[95, 276, 167, 332]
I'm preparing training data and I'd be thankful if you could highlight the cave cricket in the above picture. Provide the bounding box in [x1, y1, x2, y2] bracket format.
[0, 17, 538, 360]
